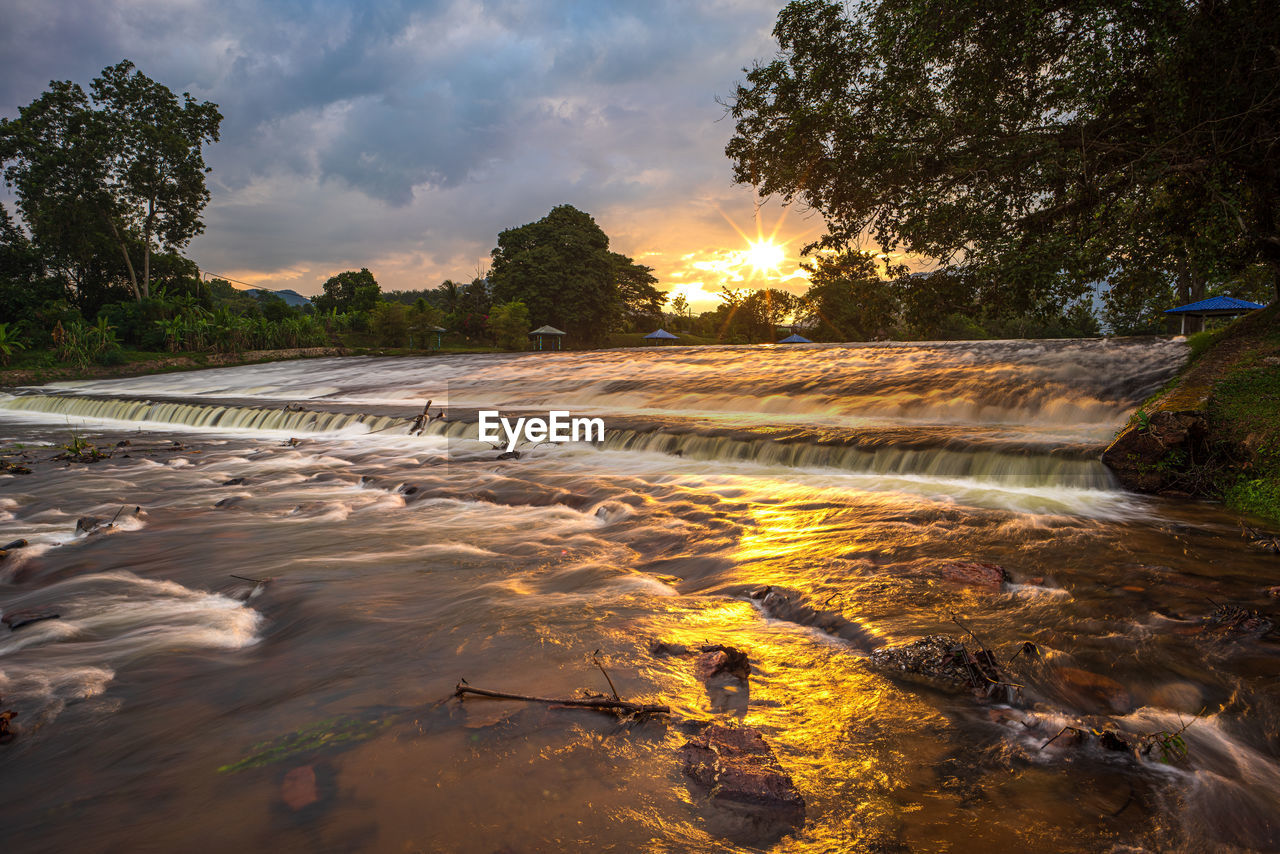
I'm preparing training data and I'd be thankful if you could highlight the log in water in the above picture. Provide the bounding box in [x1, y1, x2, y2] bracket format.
[1, 339, 1278, 852]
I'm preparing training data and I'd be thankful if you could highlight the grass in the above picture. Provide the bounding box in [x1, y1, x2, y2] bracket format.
[1205, 311, 1280, 524]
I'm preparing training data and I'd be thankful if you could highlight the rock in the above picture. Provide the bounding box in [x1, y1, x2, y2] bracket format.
[221, 477, 247, 486]
[1148, 681, 1203, 714]
[281, 765, 318, 810]
[495, 450, 521, 460]
[867, 635, 974, 691]
[678, 725, 805, 830]
[1101, 408, 1210, 493]
[2, 608, 61, 631]
[76, 516, 104, 534]
[1202, 604, 1274, 638]
[1051, 666, 1132, 715]
[1, 539, 27, 551]
[693, 646, 751, 681]
[927, 561, 1010, 592]
[0, 709, 16, 744]
[1269, 586, 1280, 599]
[747, 586, 878, 649]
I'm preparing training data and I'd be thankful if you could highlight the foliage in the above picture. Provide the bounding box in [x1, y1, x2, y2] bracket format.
[311, 268, 381, 314]
[370, 301, 410, 347]
[488, 300, 531, 350]
[0, 322, 26, 366]
[726, 0, 1280, 310]
[1, 60, 221, 303]
[489, 205, 661, 345]
[801, 251, 899, 341]
[217, 715, 391, 774]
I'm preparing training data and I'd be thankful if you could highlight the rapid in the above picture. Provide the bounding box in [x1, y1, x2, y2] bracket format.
[1, 338, 1278, 852]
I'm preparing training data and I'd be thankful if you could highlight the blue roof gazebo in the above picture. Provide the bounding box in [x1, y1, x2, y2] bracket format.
[778, 333, 813, 344]
[643, 328, 679, 344]
[1164, 296, 1266, 335]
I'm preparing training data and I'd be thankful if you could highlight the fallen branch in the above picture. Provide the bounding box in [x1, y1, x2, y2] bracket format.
[453, 682, 669, 715]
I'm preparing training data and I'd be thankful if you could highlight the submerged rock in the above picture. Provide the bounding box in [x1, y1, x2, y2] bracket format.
[925, 560, 1011, 592]
[1050, 666, 1133, 715]
[281, 765, 319, 810]
[2, 608, 61, 631]
[678, 724, 805, 833]
[0, 709, 15, 744]
[746, 585, 879, 649]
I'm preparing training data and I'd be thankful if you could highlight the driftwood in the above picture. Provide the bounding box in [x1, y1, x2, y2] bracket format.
[453, 682, 669, 715]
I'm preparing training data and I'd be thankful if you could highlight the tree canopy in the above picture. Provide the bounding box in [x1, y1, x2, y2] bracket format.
[489, 204, 662, 345]
[312, 268, 381, 314]
[1, 60, 221, 304]
[727, 0, 1280, 303]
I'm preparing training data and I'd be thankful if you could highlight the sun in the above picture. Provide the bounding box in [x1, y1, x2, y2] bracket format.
[744, 240, 786, 274]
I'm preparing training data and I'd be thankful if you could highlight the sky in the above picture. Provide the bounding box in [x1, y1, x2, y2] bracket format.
[0, 0, 826, 311]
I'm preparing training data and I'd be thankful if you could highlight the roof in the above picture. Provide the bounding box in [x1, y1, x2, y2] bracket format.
[529, 325, 566, 335]
[425, 325, 446, 332]
[643, 328, 679, 339]
[778, 333, 813, 343]
[1164, 296, 1267, 314]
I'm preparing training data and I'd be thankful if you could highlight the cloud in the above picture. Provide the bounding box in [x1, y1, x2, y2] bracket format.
[0, 0, 822, 301]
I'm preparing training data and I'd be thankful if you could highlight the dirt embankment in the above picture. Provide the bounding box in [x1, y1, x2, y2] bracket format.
[0, 347, 345, 388]
[1102, 305, 1280, 523]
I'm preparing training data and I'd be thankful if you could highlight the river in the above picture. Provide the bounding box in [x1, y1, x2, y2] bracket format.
[1, 338, 1278, 852]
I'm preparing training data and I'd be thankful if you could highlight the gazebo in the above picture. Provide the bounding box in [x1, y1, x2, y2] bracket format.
[1164, 296, 1266, 335]
[529, 324, 566, 351]
[778, 333, 813, 344]
[424, 325, 446, 350]
[643, 328, 679, 345]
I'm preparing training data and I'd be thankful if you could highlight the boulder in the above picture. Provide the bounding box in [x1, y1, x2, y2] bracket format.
[1101, 409, 1209, 493]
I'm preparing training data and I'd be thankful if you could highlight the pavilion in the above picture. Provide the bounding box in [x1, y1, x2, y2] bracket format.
[643, 328, 679, 345]
[1164, 296, 1267, 335]
[778, 333, 813, 344]
[529, 325, 566, 350]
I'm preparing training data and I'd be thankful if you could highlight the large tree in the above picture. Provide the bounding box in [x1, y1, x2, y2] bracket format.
[489, 205, 658, 345]
[1, 61, 221, 303]
[312, 268, 381, 314]
[726, 0, 1280, 302]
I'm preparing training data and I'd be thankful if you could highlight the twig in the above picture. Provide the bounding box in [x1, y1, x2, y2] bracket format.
[453, 683, 669, 715]
[593, 649, 620, 701]
[230, 574, 272, 584]
[1039, 726, 1075, 751]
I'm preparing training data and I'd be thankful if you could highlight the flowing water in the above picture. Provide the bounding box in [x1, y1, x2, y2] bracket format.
[1, 339, 1278, 852]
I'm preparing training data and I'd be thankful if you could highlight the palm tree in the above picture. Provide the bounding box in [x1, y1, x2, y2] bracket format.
[0, 323, 26, 366]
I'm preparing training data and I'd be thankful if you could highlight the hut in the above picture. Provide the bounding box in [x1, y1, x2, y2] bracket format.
[529, 324, 567, 351]
[643, 328, 679, 345]
[778, 333, 813, 344]
[1164, 296, 1266, 335]
[423, 325, 446, 350]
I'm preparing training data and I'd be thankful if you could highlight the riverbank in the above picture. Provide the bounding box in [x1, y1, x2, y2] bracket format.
[0, 347, 350, 388]
[1102, 304, 1280, 525]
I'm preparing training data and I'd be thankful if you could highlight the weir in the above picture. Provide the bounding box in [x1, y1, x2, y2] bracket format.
[0, 391, 1117, 487]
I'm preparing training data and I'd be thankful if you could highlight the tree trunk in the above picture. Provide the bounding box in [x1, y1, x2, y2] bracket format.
[106, 217, 141, 302]
[143, 199, 154, 300]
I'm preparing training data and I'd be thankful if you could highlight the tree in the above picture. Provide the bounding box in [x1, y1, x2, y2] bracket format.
[726, 0, 1280, 303]
[668, 293, 691, 331]
[611, 253, 664, 331]
[488, 301, 531, 350]
[370, 301, 410, 346]
[312, 268, 380, 314]
[800, 252, 899, 341]
[490, 205, 656, 345]
[1, 60, 221, 303]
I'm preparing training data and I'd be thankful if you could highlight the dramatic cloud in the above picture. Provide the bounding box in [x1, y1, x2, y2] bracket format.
[0, 0, 822, 309]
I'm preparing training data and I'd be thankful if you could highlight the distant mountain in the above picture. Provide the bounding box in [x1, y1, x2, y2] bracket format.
[244, 288, 312, 308]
